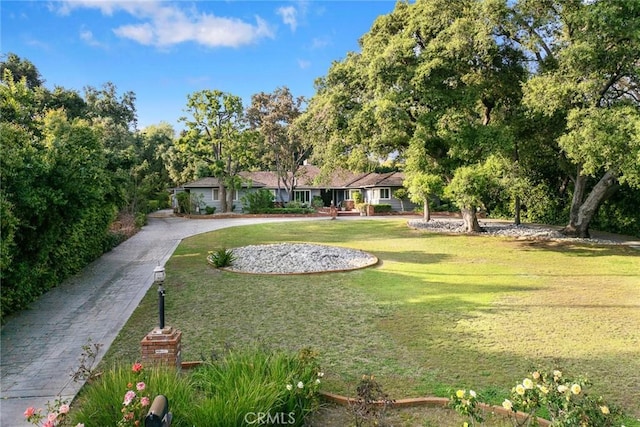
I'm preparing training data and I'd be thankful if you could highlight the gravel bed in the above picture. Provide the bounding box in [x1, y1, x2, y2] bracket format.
[407, 219, 622, 245]
[225, 243, 378, 274]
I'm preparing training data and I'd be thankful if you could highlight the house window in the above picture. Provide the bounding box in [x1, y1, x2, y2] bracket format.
[378, 188, 391, 200]
[294, 190, 310, 203]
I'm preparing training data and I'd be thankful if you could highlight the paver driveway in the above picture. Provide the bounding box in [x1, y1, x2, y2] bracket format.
[0, 211, 324, 426]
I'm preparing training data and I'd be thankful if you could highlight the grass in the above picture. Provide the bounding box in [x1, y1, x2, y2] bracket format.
[101, 219, 640, 423]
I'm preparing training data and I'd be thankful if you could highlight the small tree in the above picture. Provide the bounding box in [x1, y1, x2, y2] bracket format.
[405, 173, 443, 221]
[445, 159, 501, 232]
[392, 188, 408, 212]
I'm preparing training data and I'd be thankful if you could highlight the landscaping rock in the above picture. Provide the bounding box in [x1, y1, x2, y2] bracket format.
[225, 243, 378, 274]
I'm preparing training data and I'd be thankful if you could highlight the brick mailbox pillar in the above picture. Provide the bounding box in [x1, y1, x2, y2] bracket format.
[141, 326, 182, 368]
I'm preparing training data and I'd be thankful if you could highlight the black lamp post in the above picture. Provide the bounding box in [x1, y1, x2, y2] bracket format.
[153, 265, 166, 329]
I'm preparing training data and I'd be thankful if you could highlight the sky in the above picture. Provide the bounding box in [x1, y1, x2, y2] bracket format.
[2, 0, 398, 129]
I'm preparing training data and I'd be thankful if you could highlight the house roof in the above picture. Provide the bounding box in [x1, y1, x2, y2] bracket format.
[183, 167, 406, 190]
[348, 171, 405, 188]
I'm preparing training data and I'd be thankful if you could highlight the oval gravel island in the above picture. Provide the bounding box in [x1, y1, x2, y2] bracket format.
[219, 243, 378, 274]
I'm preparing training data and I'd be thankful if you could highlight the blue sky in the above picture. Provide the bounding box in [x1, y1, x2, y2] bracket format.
[2, 0, 397, 129]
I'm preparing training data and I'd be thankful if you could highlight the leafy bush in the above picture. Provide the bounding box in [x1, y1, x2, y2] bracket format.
[311, 195, 324, 209]
[175, 192, 204, 215]
[205, 206, 216, 215]
[134, 212, 147, 228]
[207, 248, 236, 268]
[241, 189, 274, 214]
[352, 191, 363, 204]
[450, 369, 625, 427]
[260, 208, 315, 214]
[372, 204, 392, 213]
[286, 200, 306, 209]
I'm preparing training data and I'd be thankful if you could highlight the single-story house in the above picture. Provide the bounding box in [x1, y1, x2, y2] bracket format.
[178, 164, 417, 213]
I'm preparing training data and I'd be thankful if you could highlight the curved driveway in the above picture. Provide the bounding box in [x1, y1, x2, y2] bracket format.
[1, 211, 327, 426]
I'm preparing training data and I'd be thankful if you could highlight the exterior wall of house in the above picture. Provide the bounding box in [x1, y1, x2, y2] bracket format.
[365, 187, 418, 212]
[191, 187, 243, 213]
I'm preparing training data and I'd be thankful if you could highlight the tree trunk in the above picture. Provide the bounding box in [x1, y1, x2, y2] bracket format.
[567, 166, 587, 230]
[219, 185, 228, 213]
[423, 199, 430, 221]
[461, 208, 482, 232]
[226, 186, 234, 212]
[562, 170, 619, 238]
[514, 195, 521, 226]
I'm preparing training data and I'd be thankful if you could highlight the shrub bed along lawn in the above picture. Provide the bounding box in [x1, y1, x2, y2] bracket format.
[101, 219, 640, 424]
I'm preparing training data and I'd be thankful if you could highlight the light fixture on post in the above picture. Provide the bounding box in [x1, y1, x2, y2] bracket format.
[141, 264, 182, 368]
[153, 265, 166, 330]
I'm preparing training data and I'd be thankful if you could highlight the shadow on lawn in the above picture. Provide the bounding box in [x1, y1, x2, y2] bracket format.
[517, 239, 636, 257]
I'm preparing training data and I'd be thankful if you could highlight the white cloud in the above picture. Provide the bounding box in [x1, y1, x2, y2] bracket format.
[297, 59, 311, 69]
[277, 6, 298, 32]
[311, 36, 330, 50]
[54, 1, 275, 48]
[80, 27, 109, 48]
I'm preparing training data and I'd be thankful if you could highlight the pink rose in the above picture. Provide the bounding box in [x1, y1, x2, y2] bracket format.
[59, 404, 70, 414]
[47, 412, 58, 422]
[42, 421, 54, 427]
[132, 362, 143, 373]
[136, 382, 146, 391]
[141, 396, 150, 407]
[23, 407, 37, 418]
[123, 390, 136, 405]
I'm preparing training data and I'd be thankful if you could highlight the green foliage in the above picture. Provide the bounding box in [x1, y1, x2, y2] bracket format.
[189, 347, 322, 426]
[0, 58, 177, 319]
[372, 204, 392, 213]
[592, 186, 640, 238]
[178, 89, 256, 212]
[286, 200, 306, 209]
[241, 189, 275, 213]
[311, 195, 324, 209]
[207, 248, 236, 268]
[0, 109, 117, 320]
[560, 106, 640, 188]
[175, 192, 203, 215]
[134, 212, 147, 228]
[449, 389, 483, 426]
[204, 206, 216, 215]
[352, 191, 364, 204]
[70, 363, 195, 427]
[504, 370, 624, 427]
[445, 161, 500, 211]
[260, 207, 315, 215]
[405, 172, 444, 205]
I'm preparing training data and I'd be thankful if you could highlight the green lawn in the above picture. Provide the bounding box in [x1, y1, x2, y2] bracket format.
[103, 219, 640, 420]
